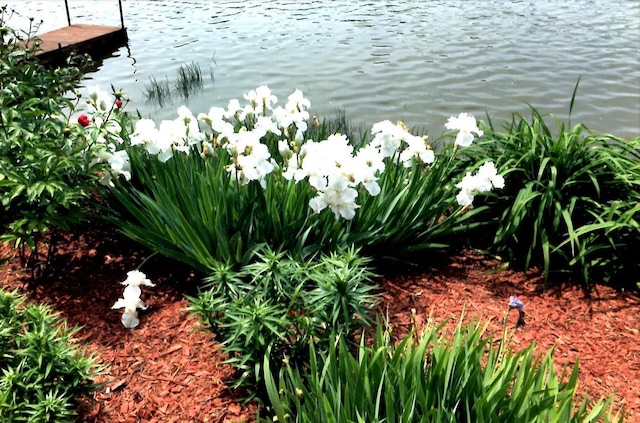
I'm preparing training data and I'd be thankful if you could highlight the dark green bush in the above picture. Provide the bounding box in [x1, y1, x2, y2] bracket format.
[187, 247, 379, 391]
[456, 103, 639, 287]
[0, 289, 102, 422]
[0, 7, 103, 279]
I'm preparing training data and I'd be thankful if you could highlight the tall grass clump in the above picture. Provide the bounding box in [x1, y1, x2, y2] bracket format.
[0, 289, 103, 422]
[455, 90, 639, 287]
[264, 318, 623, 422]
[175, 61, 203, 99]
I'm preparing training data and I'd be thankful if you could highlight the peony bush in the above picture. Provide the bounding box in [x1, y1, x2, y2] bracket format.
[0, 9, 115, 280]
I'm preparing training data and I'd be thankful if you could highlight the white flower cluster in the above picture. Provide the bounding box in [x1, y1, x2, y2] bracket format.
[130, 86, 310, 188]
[456, 161, 505, 206]
[279, 119, 435, 219]
[130, 106, 204, 163]
[370, 120, 435, 166]
[280, 133, 383, 219]
[444, 112, 505, 206]
[81, 85, 502, 218]
[128, 85, 437, 220]
[111, 270, 155, 328]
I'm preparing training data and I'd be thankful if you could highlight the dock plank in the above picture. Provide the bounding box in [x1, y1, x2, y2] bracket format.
[33, 24, 127, 65]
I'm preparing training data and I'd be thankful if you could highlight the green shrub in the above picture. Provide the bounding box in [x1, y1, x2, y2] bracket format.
[456, 99, 639, 286]
[264, 318, 622, 422]
[0, 289, 102, 422]
[187, 247, 379, 390]
[0, 7, 109, 279]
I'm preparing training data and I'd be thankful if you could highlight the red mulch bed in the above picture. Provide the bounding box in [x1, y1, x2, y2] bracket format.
[1, 227, 638, 422]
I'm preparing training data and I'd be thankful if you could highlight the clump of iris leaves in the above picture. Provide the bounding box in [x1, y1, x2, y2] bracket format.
[1, 6, 637, 422]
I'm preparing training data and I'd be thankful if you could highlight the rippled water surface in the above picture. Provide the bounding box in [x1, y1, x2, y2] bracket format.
[7, 0, 640, 137]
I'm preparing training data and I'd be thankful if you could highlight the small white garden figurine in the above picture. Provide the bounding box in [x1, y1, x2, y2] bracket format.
[112, 270, 155, 328]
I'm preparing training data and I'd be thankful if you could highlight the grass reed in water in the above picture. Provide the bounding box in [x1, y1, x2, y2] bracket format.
[144, 62, 210, 107]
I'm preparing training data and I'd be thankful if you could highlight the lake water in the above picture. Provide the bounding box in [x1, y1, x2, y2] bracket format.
[6, 0, 640, 138]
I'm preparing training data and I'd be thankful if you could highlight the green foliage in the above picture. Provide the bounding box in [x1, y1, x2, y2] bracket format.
[187, 247, 378, 390]
[457, 102, 640, 286]
[105, 109, 478, 273]
[106, 135, 334, 273]
[0, 7, 104, 279]
[351, 142, 488, 259]
[0, 289, 103, 422]
[175, 62, 204, 100]
[263, 318, 622, 422]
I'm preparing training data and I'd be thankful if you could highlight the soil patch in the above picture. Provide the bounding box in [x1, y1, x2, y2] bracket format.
[1, 227, 638, 422]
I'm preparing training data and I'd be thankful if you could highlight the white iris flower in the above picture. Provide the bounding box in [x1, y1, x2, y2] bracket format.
[445, 112, 484, 147]
[112, 271, 154, 329]
[455, 161, 504, 206]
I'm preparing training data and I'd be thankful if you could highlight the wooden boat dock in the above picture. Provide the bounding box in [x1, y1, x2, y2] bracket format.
[23, 0, 128, 66]
[33, 24, 128, 66]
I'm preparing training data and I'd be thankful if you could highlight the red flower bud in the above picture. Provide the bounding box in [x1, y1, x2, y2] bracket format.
[78, 114, 91, 127]
[115, 99, 123, 109]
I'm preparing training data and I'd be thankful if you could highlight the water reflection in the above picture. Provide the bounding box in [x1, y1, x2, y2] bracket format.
[5, 0, 640, 138]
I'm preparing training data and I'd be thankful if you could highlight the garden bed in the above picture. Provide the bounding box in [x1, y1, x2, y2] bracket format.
[1, 226, 638, 422]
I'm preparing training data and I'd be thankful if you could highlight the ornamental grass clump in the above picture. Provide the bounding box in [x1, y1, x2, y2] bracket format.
[99, 84, 501, 271]
[456, 96, 640, 286]
[263, 317, 623, 422]
[0, 289, 103, 422]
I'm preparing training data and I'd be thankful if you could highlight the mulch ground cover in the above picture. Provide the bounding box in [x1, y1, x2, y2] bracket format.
[1, 225, 638, 422]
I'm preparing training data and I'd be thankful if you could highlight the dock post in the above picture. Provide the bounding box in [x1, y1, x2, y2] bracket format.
[118, 0, 125, 28]
[64, 0, 71, 26]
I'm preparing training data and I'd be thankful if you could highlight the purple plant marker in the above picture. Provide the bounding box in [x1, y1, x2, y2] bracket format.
[508, 296, 526, 327]
[508, 296, 524, 310]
